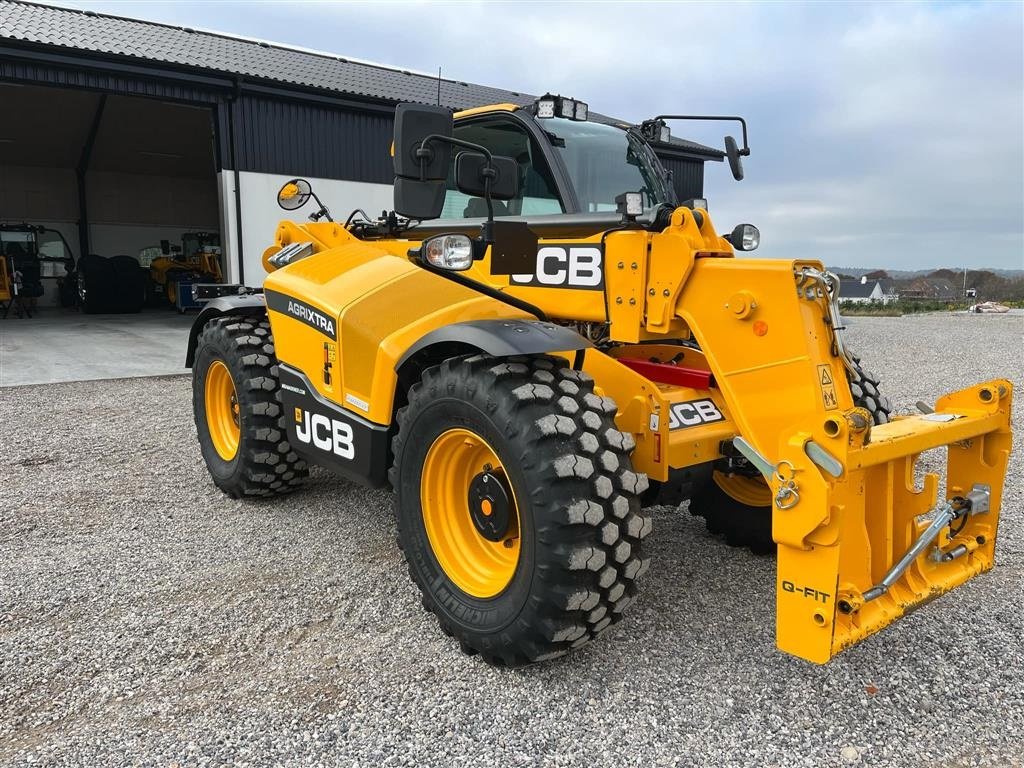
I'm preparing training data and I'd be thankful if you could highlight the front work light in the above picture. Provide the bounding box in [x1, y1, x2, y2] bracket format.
[615, 191, 644, 219]
[639, 119, 670, 144]
[533, 94, 589, 121]
[728, 223, 760, 251]
[422, 234, 474, 270]
[535, 96, 556, 119]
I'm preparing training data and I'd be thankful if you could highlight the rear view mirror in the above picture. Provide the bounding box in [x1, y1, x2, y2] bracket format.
[455, 152, 520, 201]
[160, 239, 170, 255]
[393, 104, 453, 179]
[725, 136, 744, 181]
[393, 104, 454, 220]
[278, 178, 312, 211]
[394, 177, 448, 220]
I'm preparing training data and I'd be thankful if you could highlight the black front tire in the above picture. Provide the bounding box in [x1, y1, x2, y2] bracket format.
[192, 315, 308, 498]
[392, 354, 652, 666]
[689, 475, 775, 555]
[849, 354, 892, 424]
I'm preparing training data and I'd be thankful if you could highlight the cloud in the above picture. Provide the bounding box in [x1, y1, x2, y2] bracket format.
[50, 0, 1024, 269]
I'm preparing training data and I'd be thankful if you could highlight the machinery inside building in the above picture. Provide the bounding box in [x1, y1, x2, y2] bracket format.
[0, 82, 220, 315]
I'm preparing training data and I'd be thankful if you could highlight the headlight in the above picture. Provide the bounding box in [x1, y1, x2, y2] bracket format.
[422, 234, 474, 270]
[729, 223, 760, 251]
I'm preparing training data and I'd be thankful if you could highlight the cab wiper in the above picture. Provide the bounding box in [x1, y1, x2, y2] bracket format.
[543, 130, 566, 148]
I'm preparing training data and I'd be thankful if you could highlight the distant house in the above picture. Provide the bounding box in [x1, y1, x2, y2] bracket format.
[900, 278, 957, 301]
[839, 277, 894, 304]
[878, 279, 900, 303]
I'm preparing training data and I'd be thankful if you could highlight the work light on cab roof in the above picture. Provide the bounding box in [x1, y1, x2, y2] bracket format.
[533, 93, 588, 121]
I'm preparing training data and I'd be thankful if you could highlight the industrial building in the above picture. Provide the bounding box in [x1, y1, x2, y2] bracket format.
[0, 0, 722, 312]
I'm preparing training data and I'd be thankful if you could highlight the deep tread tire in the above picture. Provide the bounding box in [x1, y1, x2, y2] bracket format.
[849, 354, 892, 425]
[391, 354, 651, 666]
[689, 350, 891, 554]
[192, 316, 308, 498]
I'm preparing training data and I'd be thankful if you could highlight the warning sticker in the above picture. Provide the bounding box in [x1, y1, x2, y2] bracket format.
[817, 364, 839, 410]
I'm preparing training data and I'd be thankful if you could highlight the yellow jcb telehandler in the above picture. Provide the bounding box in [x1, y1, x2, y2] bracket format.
[186, 96, 1012, 666]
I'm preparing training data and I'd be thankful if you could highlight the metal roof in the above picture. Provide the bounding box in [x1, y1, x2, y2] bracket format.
[0, 0, 723, 159]
[839, 279, 882, 299]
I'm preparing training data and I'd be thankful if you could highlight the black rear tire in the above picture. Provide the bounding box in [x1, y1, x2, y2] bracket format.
[192, 315, 308, 498]
[392, 354, 652, 666]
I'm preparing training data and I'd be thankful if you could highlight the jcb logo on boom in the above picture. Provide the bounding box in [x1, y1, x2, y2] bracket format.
[294, 407, 355, 460]
[510, 245, 603, 289]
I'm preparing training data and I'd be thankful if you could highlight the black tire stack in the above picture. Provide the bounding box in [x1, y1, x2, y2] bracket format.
[77, 254, 146, 314]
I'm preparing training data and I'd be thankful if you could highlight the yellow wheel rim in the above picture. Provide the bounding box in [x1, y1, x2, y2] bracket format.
[205, 359, 240, 461]
[713, 470, 773, 508]
[421, 428, 521, 598]
[167, 280, 177, 305]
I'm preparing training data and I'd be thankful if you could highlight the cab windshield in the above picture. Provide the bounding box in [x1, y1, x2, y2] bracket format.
[545, 118, 674, 213]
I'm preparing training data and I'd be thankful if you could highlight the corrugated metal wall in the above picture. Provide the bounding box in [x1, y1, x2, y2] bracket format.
[231, 95, 394, 183]
[657, 156, 705, 202]
[1, 48, 710, 198]
[0, 50, 227, 104]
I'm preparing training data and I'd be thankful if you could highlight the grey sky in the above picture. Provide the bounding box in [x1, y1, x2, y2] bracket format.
[49, 0, 1024, 270]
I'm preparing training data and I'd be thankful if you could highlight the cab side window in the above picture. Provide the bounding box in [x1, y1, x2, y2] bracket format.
[441, 118, 564, 219]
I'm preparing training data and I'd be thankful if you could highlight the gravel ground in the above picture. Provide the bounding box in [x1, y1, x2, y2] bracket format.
[1, 313, 1022, 768]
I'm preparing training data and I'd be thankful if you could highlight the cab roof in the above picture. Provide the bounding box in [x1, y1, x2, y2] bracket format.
[453, 103, 723, 160]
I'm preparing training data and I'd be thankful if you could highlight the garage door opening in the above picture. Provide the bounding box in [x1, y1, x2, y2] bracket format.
[0, 82, 221, 317]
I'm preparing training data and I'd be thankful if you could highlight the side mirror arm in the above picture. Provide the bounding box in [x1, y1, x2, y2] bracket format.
[307, 191, 333, 223]
[651, 114, 751, 156]
[414, 134, 497, 254]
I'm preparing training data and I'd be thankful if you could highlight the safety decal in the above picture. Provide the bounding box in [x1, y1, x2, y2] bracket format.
[817, 364, 839, 410]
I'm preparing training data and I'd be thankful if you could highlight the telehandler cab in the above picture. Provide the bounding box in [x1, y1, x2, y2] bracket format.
[187, 95, 1012, 666]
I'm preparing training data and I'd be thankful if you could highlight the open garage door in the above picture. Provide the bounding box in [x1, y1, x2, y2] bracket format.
[0, 82, 220, 316]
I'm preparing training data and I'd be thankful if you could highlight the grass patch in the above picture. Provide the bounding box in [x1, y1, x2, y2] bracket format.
[840, 305, 903, 316]
[839, 300, 972, 317]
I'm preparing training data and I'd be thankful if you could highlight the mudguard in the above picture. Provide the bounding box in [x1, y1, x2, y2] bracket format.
[184, 293, 267, 368]
[397, 318, 592, 369]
